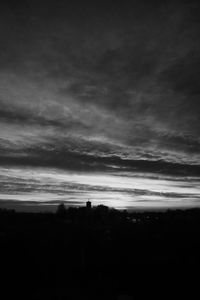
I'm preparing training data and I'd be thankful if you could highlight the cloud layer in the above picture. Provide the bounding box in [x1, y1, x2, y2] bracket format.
[0, 1, 200, 209]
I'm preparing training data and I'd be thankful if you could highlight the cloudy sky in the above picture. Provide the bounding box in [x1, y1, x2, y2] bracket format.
[0, 0, 200, 211]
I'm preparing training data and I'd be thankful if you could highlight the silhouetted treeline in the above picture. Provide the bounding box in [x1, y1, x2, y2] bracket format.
[0, 205, 200, 300]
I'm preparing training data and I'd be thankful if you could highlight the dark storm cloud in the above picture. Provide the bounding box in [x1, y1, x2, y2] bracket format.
[0, 0, 200, 173]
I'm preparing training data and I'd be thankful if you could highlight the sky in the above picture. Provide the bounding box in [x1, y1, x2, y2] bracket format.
[0, 0, 200, 211]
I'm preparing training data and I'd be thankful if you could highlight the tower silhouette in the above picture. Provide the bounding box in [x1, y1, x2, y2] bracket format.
[86, 200, 92, 210]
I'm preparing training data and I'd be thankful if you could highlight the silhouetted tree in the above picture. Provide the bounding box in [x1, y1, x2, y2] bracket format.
[56, 202, 67, 217]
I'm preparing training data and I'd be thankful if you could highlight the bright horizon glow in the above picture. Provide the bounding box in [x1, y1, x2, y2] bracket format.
[0, 166, 200, 211]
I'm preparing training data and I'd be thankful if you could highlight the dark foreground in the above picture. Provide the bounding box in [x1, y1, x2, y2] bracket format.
[0, 205, 200, 300]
